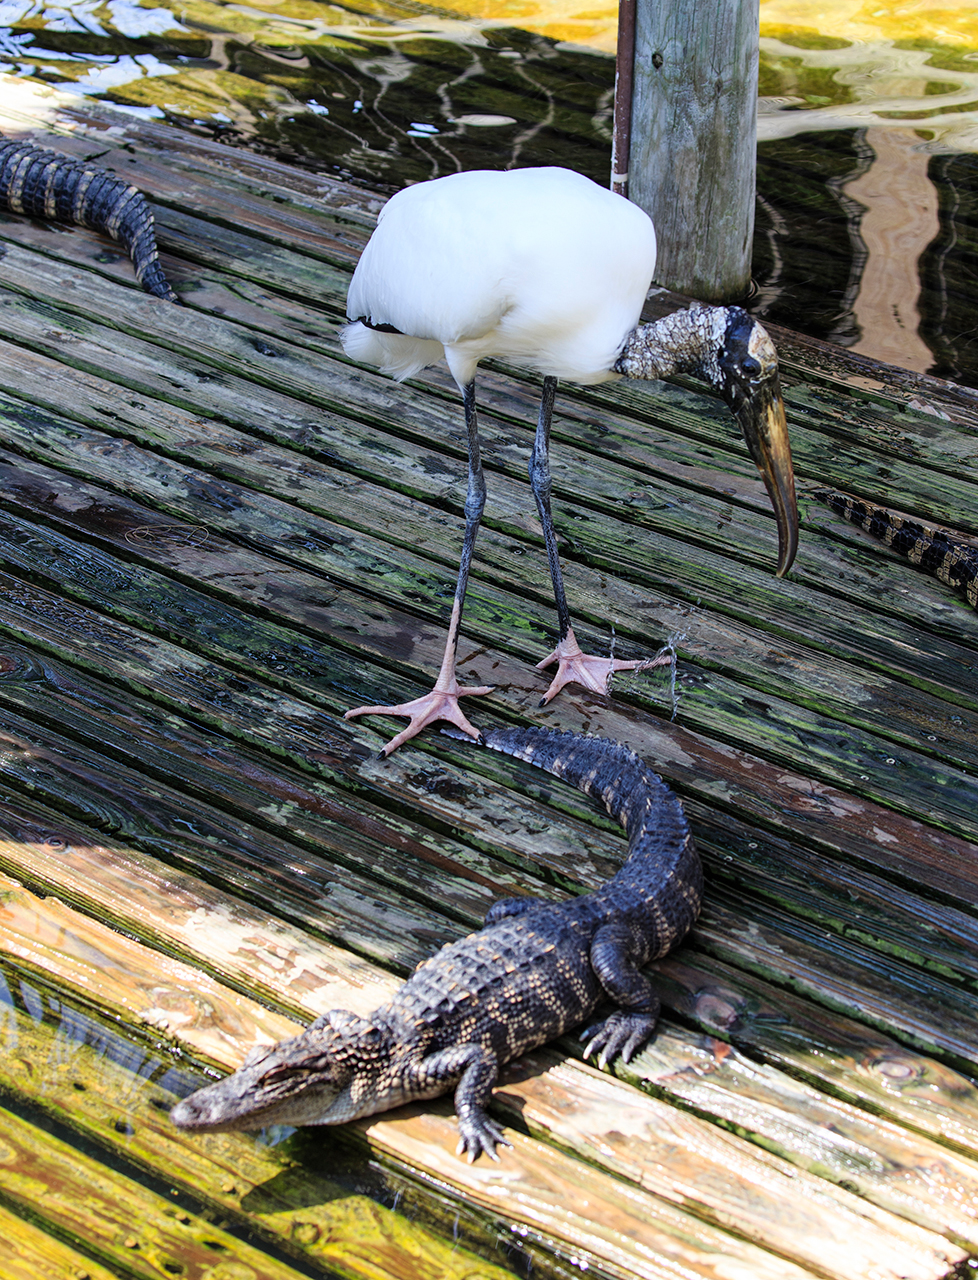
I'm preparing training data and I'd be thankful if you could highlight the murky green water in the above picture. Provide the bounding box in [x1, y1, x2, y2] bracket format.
[0, 955, 548, 1278]
[1, 0, 976, 387]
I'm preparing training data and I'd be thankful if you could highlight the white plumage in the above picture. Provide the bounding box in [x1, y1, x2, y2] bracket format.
[340, 166, 797, 756]
[343, 167, 657, 388]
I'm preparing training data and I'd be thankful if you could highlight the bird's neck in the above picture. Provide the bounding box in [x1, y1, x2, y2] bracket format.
[614, 306, 728, 387]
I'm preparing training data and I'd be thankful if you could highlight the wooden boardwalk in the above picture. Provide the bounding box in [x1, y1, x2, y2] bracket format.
[0, 88, 977, 1280]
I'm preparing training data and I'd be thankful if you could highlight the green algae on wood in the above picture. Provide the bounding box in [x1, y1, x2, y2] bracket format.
[0, 996, 523, 1280]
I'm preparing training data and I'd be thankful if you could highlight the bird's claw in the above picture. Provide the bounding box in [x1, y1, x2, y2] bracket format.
[345, 681, 493, 756]
[537, 629, 669, 705]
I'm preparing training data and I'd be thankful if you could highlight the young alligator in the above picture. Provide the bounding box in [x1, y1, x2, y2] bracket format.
[0, 135, 177, 301]
[816, 488, 978, 610]
[170, 726, 701, 1160]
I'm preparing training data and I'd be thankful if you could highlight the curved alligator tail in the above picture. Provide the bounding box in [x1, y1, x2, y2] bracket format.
[816, 489, 978, 610]
[479, 726, 699, 911]
[0, 137, 178, 302]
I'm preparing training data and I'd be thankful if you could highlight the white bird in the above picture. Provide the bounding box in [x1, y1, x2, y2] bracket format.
[341, 166, 798, 756]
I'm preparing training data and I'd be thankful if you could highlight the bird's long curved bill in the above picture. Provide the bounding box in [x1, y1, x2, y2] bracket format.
[738, 375, 799, 578]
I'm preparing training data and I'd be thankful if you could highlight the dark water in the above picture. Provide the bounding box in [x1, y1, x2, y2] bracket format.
[1, 5, 977, 386]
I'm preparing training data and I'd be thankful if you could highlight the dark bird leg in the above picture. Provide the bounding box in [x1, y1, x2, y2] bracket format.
[345, 380, 493, 754]
[530, 377, 668, 704]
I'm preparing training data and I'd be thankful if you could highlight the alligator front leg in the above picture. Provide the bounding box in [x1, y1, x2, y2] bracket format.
[580, 922, 660, 1068]
[416, 1043, 510, 1162]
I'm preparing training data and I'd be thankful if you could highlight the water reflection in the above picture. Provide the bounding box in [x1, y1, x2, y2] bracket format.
[843, 127, 940, 372]
[0, 0, 976, 384]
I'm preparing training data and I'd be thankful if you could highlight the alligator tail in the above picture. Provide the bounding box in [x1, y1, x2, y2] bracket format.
[479, 725, 691, 861]
[816, 489, 978, 609]
[0, 137, 178, 302]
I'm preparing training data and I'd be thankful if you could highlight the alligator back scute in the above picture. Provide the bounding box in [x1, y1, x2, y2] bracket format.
[0, 136, 178, 302]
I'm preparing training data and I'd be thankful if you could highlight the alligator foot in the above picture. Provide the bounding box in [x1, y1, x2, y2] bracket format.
[455, 1109, 511, 1163]
[581, 1010, 659, 1067]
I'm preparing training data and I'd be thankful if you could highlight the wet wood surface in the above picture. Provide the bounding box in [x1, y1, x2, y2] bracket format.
[0, 87, 975, 1279]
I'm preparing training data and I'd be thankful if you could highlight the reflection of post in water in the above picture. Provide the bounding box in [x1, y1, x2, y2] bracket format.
[841, 126, 940, 372]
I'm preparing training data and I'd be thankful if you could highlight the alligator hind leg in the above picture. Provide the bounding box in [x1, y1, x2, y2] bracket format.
[581, 922, 660, 1067]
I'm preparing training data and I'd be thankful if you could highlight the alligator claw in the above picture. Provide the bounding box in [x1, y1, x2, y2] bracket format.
[581, 1011, 658, 1067]
[456, 1114, 510, 1162]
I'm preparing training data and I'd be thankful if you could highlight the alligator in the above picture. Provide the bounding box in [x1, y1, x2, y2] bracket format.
[0, 135, 177, 301]
[170, 726, 702, 1160]
[816, 488, 978, 610]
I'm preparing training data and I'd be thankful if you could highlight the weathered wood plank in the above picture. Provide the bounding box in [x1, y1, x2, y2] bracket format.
[7, 840, 978, 1266]
[366, 1110, 956, 1280]
[0, 843, 967, 1280]
[0, 1201, 120, 1280]
[4, 202, 978, 681]
[0, 616, 972, 1100]
[8, 220, 978, 555]
[0, 449, 967, 932]
[0, 540, 972, 1070]
[4, 767, 978, 1259]
[0, 784, 401, 1021]
[0, 1100, 328, 1279]
[692, 813, 978, 987]
[0, 708, 501, 930]
[0, 323, 976, 850]
[492, 1050, 978, 1263]
[0, 984, 525, 1280]
[694, 897, 978, 1071]
[0, 92, 387, 230]
[585, 1029, 978, 1248]
[0, 97, 974, 1278]
[1, 313, 974, 708]
[9, 170, 977, 547]
[6, 93, 978, 440]
[5, 660, 975, 1008]
[651, 951, 978, 1158]
[0, 877, 840, 1280]
[0, 661, 527, 919]
[0, 537, 975, 1078]
[1, 418, 976, 903]
[0, 870, 296, 1064]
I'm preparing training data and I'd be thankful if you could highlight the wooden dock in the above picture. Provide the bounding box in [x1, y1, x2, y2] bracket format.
[0, 86, 977, 1280]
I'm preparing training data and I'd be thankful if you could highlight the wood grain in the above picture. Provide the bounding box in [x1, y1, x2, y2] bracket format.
[0, 98, 973, 1279]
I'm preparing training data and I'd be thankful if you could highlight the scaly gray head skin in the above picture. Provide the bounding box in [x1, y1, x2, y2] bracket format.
[170, 1010, 390, 1133]
[615, 304, 799, 578]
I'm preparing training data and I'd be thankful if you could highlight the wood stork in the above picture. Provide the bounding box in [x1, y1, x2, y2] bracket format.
[341, 166, 798, 756]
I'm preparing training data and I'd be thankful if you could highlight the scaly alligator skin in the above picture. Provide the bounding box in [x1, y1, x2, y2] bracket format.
[816, 488, 978, 610]
[0, 136, 177, 301]
[171, 726, 701, 1160]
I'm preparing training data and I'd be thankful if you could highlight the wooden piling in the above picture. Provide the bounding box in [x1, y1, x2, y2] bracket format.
[625, 0, 759, 300]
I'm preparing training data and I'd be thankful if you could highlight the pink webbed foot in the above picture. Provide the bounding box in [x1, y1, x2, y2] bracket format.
[536, 628, 672, 706]
[344, 675, 494, 757]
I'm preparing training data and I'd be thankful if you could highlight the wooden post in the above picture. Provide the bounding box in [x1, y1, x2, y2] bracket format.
[621, 0, 759, 302]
